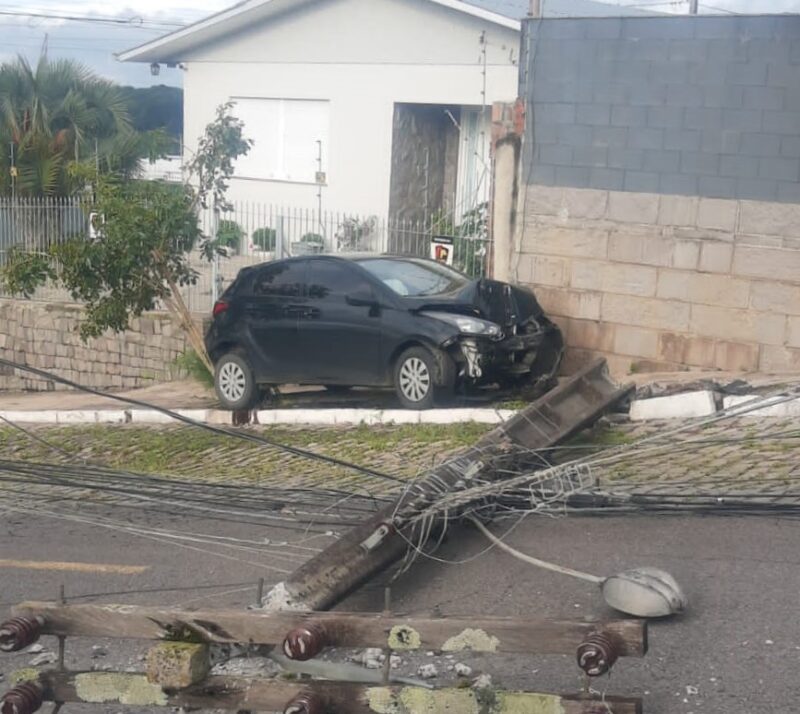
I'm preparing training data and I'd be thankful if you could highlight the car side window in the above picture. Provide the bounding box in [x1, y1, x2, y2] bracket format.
[307, 261, 371, 300]
[251, 261, 306, 297]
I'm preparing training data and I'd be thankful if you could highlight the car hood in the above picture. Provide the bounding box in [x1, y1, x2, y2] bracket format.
[401, 279, 546, 329]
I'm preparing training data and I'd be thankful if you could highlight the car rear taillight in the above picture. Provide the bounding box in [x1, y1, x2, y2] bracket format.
[212, 300, 230, 317]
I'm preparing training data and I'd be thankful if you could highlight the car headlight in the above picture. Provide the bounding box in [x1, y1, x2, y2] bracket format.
[423, 311, 502, 338]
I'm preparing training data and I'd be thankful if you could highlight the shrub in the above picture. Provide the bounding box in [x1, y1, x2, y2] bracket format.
[300, 232, 324, 244]
[214, 219, 243, 253]
[252, 227, 276, 251]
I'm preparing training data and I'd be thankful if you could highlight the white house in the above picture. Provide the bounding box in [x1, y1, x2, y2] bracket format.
[120, 0, 654, 229]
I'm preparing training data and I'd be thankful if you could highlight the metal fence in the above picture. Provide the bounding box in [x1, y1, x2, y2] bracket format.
[0, 197, 492, 313]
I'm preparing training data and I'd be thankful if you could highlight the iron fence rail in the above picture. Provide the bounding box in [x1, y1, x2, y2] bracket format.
[0, 197, 491, 313]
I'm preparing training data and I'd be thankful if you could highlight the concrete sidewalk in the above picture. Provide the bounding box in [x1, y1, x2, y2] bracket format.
[0, 371, 798, 425]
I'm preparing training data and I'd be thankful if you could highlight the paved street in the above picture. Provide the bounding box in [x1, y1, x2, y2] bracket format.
[1, 502, 798, 713]
[2, 415, 800, 713]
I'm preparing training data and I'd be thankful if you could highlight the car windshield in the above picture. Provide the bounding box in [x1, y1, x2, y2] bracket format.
[358, 258, 469, 296]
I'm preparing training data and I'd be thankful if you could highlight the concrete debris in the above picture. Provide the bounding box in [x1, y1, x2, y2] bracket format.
[353, 648, 385, 669]
[629, 390, 718, 421]
[454, 663, 473, 677]
[635, 378, 750, 401]
[29, 651, 56, 666]
[472, 673, 493, 689]
[724, 394, 800, 417]
[454, 662, 472, 677]
[91, 645, 108, 658]
[26, 644, 43, 654]
[417, 663, 439, 679]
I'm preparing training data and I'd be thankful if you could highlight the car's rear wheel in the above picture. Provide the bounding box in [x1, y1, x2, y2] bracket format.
[215, 352, 258, 411]
[394, 346, 441, 409]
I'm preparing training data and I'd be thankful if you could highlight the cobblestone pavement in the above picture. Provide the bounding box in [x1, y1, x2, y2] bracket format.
[2, 415, 800, 500]
[0, 423, 488, 497]
[589, 415, 800, 493]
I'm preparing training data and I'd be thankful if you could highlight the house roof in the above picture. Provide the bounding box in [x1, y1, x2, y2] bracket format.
[118, 0, 657, 63]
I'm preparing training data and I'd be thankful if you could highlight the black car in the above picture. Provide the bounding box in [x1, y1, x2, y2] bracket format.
[205, 255, 563, 410]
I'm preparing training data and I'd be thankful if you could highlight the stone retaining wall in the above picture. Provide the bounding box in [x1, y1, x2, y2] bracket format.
[0, 300, 190, 392]
[520, 186, 800, 377]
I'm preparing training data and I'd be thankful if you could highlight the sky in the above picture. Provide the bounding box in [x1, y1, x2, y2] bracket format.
[0, 0, 797, 87]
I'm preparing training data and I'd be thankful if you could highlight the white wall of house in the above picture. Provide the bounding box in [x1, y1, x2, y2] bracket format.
[180, 0, 519, 217]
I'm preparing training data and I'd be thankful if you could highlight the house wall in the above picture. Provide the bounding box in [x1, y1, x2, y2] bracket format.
[0, 301, 189, 392]
[517, 15, 800, 376]
[181, 0, 519, 217]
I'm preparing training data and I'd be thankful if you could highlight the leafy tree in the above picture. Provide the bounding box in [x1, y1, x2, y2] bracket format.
[0, 53, 132, 196]
[119, 85, 183, 150]
[0, 54, 175, 196]
[0, 102, 253, 373]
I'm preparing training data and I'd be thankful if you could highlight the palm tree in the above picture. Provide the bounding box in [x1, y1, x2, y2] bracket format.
[0, 53, 132, 196]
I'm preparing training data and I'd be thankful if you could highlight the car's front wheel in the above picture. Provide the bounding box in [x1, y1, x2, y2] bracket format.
[394, 346, 442, 409]
[214, 352, 258, 411]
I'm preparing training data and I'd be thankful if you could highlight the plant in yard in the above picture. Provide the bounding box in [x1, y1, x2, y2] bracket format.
[213, 218, 243, 254]
[174, 348, 215, 388]
[429, 202, 489, 277]
[300, 232, 324, 244]
[0, 101, 253, 374]
[252, 226, 276, 252]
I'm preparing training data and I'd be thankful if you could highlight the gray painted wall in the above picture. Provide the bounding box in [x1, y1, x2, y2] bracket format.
[520, 15, 800, 202]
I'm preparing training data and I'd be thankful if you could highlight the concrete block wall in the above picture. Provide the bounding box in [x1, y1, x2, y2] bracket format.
[521, 185, 800, 377]
[513, 15, 800, 376]
[0, 300, 190, 392]
[521, 15, 800, 203]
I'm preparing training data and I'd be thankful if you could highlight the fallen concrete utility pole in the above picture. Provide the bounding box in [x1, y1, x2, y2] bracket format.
[5, 671, 643, 714]
[3, 602, 647, 714]
[8, 602, 647, 657]
[264, 358, 634, 611]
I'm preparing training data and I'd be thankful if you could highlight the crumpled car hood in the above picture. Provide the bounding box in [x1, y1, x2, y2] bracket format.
[401, 278, 546, 329]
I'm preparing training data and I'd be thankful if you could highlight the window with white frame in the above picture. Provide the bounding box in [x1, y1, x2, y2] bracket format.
[232, 97, 329, 183]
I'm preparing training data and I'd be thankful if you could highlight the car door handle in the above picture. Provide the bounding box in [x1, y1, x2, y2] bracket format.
[285, 305, 319, 319]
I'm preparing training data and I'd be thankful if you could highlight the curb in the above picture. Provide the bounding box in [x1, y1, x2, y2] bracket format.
[0, 407, 518, 426]
[1, 393, 794, 426]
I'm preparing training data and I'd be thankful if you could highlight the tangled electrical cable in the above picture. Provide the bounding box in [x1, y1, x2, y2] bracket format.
[0, 357, 403, 485]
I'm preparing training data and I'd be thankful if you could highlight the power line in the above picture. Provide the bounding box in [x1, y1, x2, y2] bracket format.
[0, 356, 404, 485]
[0, 9, 186, 30]
[0, 42, 162, 55]
[698, 2, 739, 13]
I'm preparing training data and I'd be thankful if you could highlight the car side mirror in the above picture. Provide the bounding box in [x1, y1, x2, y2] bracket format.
[346, 290, 378, 308]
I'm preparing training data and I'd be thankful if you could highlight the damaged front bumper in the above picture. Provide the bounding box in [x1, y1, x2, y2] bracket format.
[446, 322, 564, 384]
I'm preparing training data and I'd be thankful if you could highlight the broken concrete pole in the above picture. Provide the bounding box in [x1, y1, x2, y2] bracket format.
[264, 359, 633, 612]
[20, 670, 644, 713]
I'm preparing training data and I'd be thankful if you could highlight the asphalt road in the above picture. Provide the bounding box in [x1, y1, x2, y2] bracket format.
[1, 502, 797, 713]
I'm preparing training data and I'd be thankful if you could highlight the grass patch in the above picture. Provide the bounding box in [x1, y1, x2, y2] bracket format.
[173, 349, 214, 388]
[566, 423, 634, 450]
[0, 422, 489, 486]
